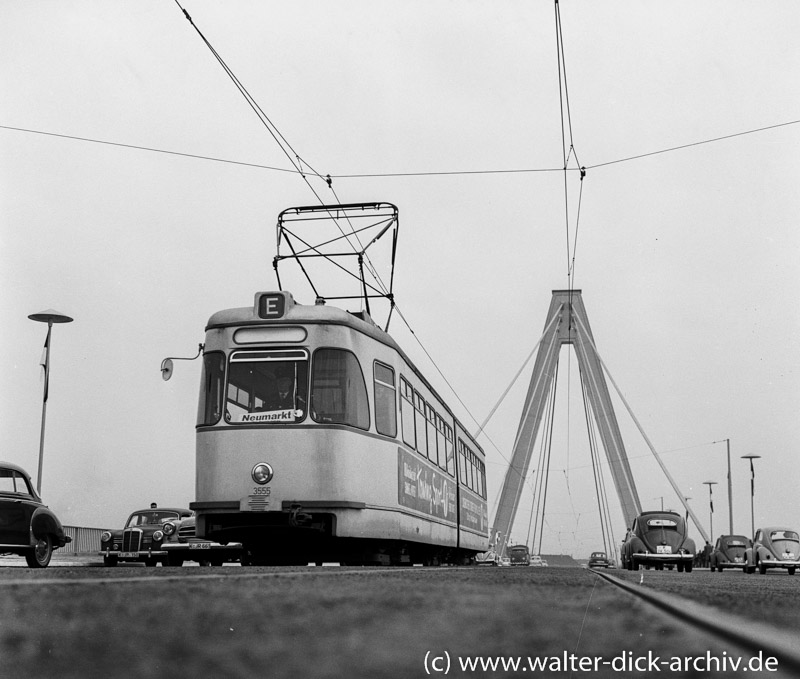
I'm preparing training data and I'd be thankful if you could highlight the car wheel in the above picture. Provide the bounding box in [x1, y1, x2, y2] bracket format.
[684, 562, 693, 573]
[166, 555, 184, 567]
[758, 559, 767, 575]
[677, 563, 684, 573]
[144, 557, 159, 568]
[103, 555, 119, 567]
[25, 534, 53, 568]
[789, 567, 796, 576]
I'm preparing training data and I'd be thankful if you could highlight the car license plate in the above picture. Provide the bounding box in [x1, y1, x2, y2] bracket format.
[189, 543, 211, 550]
[120, 552, 138, 558]
[656, 546, 672, 554]
[734, 557, 743, 562]
[783, 552, 795, 559]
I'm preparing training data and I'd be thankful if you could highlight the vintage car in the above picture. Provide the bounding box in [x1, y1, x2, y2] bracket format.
[709, 534, 751, 572]
[746, 527, 800, 575]
[507, 544, 531, 566]
[587, 551, 611, 568]
[0, 461, 71, 568]
[621, 510, 695, 572]
[100, 507, 242, 567]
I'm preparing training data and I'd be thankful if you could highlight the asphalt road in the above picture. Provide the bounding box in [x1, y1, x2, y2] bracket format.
[1, 562, 798, 679]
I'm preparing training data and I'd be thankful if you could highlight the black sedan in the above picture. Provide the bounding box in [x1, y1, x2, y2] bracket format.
[0, 461, 71, 567]
[587, 551, 611, 568]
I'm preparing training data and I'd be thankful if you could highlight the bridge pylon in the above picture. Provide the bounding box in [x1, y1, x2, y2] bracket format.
[491, 290, 642, 555]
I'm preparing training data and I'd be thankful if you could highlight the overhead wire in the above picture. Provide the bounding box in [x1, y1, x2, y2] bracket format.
[3, 118, 797, 179]
[173, 1, 392, 314]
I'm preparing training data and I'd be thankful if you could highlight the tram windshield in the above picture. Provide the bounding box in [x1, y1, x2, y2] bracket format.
[226, 349, 309, 424]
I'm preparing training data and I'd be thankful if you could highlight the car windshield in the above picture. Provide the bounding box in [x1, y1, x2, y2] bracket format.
[126, 511, 181, 527]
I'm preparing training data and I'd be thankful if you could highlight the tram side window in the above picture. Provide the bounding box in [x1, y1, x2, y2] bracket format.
[311, 349, 370, 430]
[426, 404, 439, 466]
[373, 362, 397, 437]
[477, 458, 486, 498]
[444, 424, 455, 477]
[458, 440, 468, 486]
[435, 415, 447, 472]
[414, 392, 428, 458]
[198, 351, 225, 426]
[400, 377, 416, 448]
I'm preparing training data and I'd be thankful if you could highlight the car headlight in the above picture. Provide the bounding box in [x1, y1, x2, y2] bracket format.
[101, 531, 112, 543]
[252, 462, 274, 485]
[152, 530, 164, 542]
[162, 522, 176, 536]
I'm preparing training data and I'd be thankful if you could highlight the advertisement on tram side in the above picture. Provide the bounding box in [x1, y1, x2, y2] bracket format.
[398, 448, 456, 522]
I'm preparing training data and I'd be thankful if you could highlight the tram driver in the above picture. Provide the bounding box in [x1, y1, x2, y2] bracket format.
[261, 368, 306, 414]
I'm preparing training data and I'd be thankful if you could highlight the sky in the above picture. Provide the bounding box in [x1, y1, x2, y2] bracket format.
[2, 1, 799, 557]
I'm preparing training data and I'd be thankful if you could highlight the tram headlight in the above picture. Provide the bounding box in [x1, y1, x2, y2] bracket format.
[252, 462, 274, 485]
[162, 522, 176, 536]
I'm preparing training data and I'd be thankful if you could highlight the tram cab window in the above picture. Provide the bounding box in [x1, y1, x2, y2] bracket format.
[225, 349, 309, 424]
[373, 362, 397, 437]
[198, 351, 225, 426]
[311, 349, 370, 430]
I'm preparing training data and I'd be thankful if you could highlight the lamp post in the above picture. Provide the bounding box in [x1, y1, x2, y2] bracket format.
[702, 481, 718, 543]
[741, 454, 761, 538]
[28, 309, 73, 494]
[712, 438, 734, 535]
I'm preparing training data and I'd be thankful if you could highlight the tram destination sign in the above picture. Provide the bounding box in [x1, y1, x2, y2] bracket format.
[257, 292, 286, 319]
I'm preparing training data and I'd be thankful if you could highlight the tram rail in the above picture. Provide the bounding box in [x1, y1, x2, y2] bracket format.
[591, 569, 800, 675]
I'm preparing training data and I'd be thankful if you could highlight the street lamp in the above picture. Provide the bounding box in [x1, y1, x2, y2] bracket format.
[712, 438, 734, 536]
[28, 309, 73, 494]
[702, 481, 718, 543]
[741, 454, 761, 538]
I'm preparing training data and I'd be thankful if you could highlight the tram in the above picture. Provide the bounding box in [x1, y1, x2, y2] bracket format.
[190, 289, 489, 565]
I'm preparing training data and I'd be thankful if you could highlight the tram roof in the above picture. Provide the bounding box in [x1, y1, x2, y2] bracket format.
[205, 291, 485, 455]
[205, 291, 397, 348]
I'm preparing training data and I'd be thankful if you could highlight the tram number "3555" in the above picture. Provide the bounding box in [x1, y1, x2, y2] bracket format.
[252, 487, 271, 496]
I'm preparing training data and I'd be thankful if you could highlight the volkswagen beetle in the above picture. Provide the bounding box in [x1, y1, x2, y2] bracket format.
[746, 527, 800, 575]
[0, 461, 71, 568]
[621, 510, 695, 572]
[709, 534, 751, 572]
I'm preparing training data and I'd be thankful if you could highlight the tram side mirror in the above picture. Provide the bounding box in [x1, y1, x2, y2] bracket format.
[161, 358, 174, 381]
[160, 344, 204, 382]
